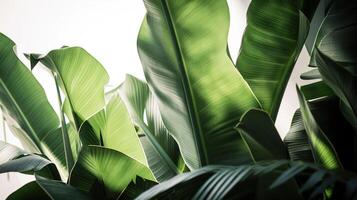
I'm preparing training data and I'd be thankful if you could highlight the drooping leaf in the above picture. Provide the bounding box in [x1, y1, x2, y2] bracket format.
[0, 154, 60, 180]
[236, 0, 310, 120]
[7, 177, 92, 200]
[119, 74, 181, 182]
[236, 109, 288, 161]
[0, 141, 60, 179]
[296, 86, 342, 169]
[137, 161, 351, 200]
[138, 0, 261, 170]
[69, 145, 154, 199]
[300, 69, 321, 80]
[0, 140, 26, 163]
[136, 165, 221, 200]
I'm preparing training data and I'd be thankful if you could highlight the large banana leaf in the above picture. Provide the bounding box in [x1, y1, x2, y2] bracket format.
[69, 145, 154, 199]
[0, 33, 76, 178]
[29, 47, 109, 128]
[138, 0, 261, 170]
[296, 86, 342, 169]
[235, 0, 310, 120]
[118, 74, 182, 182]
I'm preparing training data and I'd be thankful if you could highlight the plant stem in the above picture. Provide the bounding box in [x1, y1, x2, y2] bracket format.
[53, 72, 74, 174]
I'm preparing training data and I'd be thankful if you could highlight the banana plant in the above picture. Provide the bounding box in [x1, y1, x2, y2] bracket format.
[1, 0, 357, 199]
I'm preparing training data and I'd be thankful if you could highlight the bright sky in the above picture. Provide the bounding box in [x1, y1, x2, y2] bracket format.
[0, 0, 309, 198]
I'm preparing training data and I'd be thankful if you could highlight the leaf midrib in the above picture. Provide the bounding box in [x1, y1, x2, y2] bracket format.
[160, 0, 208, 166]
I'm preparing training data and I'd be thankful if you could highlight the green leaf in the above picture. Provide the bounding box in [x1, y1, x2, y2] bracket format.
[0, 154, 60, 180]
[30, 47, 109, 128]
[79, 93, 149, 167]
[136, 165, 220, 200]
[310, 1, 357, 73]
[236, 109, 288, 161]
[309, 1, 357, 129]
[0, 141, 60, 180]
[0, 140, 26, 163]
[300, 81, 334, 100]
[0, 33, 59, 152]
[118, 74, 181, 182]
[69, 145, 154, 199]
[316, 50, 357, 128]
[102, 95, 148, 166]
[286, 96, 356, 170]
[41, 125, 80, 179]
[0, 33, 74, 178]
[236, 0, 310, 120]
[138, 0, 261, 170]
[304, 0, 333, 54]
[8, 177, 92, 200]
[137, 162, 331, 200]
[296, 86, 342, 169]
[300, 69, 321, 80]
[284, 109, 314, 162]
[119, 177, 157, 199]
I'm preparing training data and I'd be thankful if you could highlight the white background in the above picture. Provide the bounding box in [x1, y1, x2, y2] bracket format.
[0, 0, 309, 198]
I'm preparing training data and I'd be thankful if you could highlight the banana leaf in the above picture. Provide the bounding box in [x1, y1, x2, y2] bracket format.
[138, 0, 261, 170]
[236, 0, 310, 119]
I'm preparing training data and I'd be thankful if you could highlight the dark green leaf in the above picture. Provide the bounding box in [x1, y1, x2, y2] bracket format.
[236, 0, 310, 119]
[236, 109, 288, 161]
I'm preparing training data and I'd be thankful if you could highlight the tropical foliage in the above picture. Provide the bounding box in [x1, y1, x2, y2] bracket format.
[0, 0, 356, 199]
